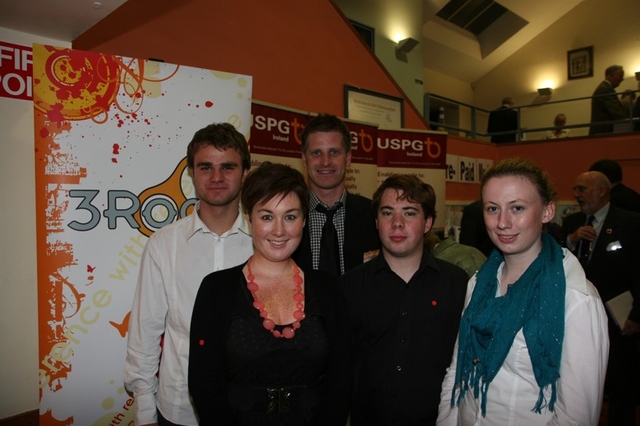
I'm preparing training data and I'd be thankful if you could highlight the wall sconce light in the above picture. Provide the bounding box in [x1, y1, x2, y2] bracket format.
[635, 71, 640, 81]
[537, 87, 553, 96]
[395, 37, 419, 62]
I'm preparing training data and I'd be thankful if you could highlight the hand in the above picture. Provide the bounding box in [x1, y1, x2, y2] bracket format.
[569, 225, 597, 245]
[622, 319, 640, 336]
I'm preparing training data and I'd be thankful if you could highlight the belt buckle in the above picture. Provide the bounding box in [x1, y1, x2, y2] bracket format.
[266, 387, 291, 413]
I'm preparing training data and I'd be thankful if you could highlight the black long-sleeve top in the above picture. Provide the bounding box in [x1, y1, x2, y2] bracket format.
[189, 263, 351, 425]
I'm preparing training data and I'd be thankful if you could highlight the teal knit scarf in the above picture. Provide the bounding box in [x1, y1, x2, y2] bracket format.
[451, 233, 566, 416]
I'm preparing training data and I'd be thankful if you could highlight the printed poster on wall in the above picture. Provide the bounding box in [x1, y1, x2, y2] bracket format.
[377, 128, 447, 228]
[34, 44, 252, 425]
[342, 117, 378, 198]
[250, 101, 310, 172]
[0, 40, 33, 100]
[250, 102, 379, 198]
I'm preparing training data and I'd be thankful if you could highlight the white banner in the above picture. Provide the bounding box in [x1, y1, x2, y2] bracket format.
[34, 44, 252, 425]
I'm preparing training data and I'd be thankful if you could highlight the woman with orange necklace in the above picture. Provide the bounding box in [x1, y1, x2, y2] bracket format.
[189, 162, 350, 425]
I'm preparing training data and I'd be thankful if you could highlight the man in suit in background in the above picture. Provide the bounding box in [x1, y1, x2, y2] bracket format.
[459, 199, 495, 257]
[589, 158, 640, 214]
[589, 65, 627, 135]
[562, 171, 640, 426]
[293, 113, 379, 276]
[487, 97, 518, 143]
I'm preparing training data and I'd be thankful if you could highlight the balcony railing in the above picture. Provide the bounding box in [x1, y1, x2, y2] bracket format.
[424, 90, 639, 141]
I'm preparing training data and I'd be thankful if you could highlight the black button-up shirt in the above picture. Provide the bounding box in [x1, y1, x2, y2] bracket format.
[340, 251, 468, 425]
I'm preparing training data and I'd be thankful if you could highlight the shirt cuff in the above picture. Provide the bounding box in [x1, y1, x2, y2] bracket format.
[134, 392, 158, 425]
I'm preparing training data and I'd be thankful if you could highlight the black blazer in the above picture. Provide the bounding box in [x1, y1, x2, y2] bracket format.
[589, 81, 626, 135]
[487, 106, 517, 143]
[293, 192, 380, 276]
[562, 205, 640, 322]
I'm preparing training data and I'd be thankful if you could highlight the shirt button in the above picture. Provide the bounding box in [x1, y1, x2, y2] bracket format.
[396, 365, 402, 371]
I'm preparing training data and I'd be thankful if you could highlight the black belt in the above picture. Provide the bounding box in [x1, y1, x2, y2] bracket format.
[227, 381, 324, 414]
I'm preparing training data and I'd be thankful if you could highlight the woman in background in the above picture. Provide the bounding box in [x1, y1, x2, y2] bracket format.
[438, 158, 608, 425]
[545, 113, 572, 139]
[189, 162, 350, 425]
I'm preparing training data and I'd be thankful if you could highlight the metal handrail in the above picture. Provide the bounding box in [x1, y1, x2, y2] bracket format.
[425, 89, 639, 141]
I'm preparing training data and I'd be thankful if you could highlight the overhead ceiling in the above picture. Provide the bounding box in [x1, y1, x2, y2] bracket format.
[0, 0, 584, 84]
[423, 0, 585, 82]
[0, 0, 129, 42]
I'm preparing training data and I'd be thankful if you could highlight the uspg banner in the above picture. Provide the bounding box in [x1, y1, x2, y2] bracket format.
[376, 128, 447, 228]
[250, 101, 379, 198]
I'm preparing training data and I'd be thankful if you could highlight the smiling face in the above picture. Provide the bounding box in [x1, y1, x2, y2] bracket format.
[249, 192, 305, 264]
[376, 188, 431, 260]
[482, 175, 555, 263]
[301, 131, 351, 197]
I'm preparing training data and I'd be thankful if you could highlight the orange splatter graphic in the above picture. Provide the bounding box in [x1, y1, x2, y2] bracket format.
[32, 46, 121, 123]
[33, 46, 180, 426]
[109, 311, 131, 338]
[41, 409, 73, 426]
[32, 46, 195, 426]
[133, 157, 191, 237]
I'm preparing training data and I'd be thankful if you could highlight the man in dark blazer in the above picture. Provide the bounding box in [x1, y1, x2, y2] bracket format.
[562, 170, 640, 426]
[589, 65, 627, 135]
[293, 113, 379, 276]
[459, 199, 495, 257]
[589, 158, 640, 214]
[487, 97, 518, 143]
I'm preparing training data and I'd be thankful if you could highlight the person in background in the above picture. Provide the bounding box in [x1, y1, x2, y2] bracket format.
[424, 232, 487, 278]
[589, 158, 640, 214]
[562, 170, 640, 426]
[544, 113, 572, 139]
[341, 174, 468, 425]
[125, 123, 253, 426]
[293, 113, 379, 277]
[620, 89, 637, 117]
[459, 199, 495, 257]
[590, 65, 627, 135]
[438, 158, 608, 425]
[487, 97, 518, 143]
[189, 162, 350, 425]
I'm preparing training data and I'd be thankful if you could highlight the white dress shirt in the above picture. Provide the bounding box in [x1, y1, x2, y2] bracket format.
[437, 248, 609, 426]
[124, 202, 253, 425]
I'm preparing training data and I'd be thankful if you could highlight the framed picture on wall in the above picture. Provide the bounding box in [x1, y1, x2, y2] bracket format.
[344, 85, 404, 128]
[567, 46, 594, 80]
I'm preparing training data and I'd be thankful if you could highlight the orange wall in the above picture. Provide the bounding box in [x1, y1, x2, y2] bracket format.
[73, 0, 640, 203]
[447, 133, 640, 201]
[72, 0, 427, 129]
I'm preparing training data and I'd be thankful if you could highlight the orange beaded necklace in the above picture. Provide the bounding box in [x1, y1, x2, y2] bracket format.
[246, 257, 305, 339]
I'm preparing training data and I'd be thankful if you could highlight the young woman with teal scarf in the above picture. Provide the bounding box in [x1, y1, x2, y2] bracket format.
[437, 158, 609, 425]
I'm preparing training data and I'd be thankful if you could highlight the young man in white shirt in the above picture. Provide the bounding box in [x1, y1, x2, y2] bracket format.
[124, 123, 253, 426]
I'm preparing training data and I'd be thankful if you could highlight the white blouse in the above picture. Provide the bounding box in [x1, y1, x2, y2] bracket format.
[437, 249, 609, 426]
